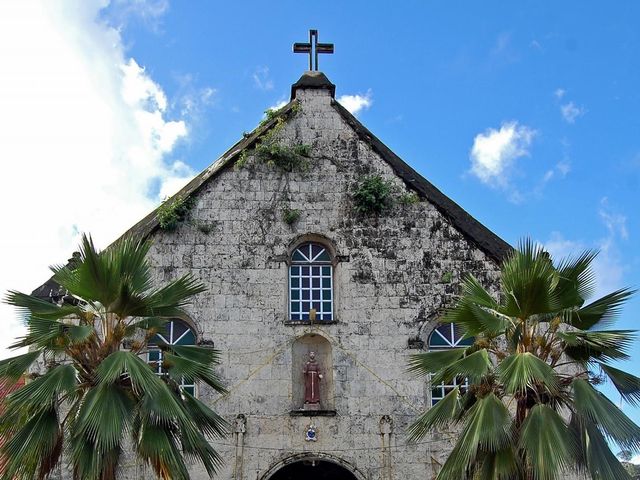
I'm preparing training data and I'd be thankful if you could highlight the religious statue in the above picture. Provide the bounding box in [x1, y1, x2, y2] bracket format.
[303, 351, 323, 410]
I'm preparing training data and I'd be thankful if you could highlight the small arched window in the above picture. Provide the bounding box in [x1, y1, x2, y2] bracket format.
[289, 242, 333, 322]
[428, 323, 473, 405]
[147, 319, 197, 395]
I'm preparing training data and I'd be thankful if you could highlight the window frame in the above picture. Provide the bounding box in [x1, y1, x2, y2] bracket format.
[427, 322, 473, 406]
[288, 242, 334, 322]
[147, 319, 197, 396]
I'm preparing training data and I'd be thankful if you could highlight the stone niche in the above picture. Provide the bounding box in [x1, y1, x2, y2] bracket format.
[291, 334, 335, 413]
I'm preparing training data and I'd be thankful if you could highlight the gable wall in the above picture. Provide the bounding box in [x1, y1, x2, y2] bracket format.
[144, 86, 501, 479]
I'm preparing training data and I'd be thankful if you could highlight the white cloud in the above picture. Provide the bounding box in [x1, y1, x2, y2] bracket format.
[469, 121, 536, 188]
[253, 66, 274, 91]
[102, 0, 169, 32]
[268, 98, 289, 112]
[173, 74, 217, 118]
[560, 101, 585, 123]
[338, 89, 373, 116]
[538, 160, 571, 189]
[599, 197, 628, 240]
[556, 160, 571, 176]
[0, 0, 195, 358]
[554, 88, 566, 100]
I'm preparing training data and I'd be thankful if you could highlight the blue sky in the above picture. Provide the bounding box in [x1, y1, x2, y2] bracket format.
[1, 0, 639, 443]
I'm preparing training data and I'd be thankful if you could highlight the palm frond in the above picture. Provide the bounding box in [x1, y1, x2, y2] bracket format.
[180, 390, 228, 439]
[569, 288, 636, 330]
[164, 347, 226, 394]
[572, 378, 640, 451]
[135, 421, 190, 480]
[174, 417, 223, 476]
[52, 234, 118, 306]
[455, 394, 512, 465]
[3, 290, 81, 321]
[97, 350, 164, 395]
[69, 431, 122, 480]
[407, 348, 467, 376]
[500, 239, 560, 319]
[431, 349, 492, 385]
[108, 235, 153, 296]
[444, 300, 508, 338]
[553, 249, 598, 309]
[138, 387, 191, 429]
[133, 274, 206, 319]
[496, 352, 559, 395]
[459, 275, 500, 309]
[477, 447, 521, 480]
[10, 317, 94, 350]
[0, 351, 40, 385]
[519, 404, 577, 480]
[0, 408, 62, 480]
[560, 330, 634, 363]
[128, 316, 168, 332]
[599, 362, 640, 407]
[407, 387, 461, 442]
[570, 414, 632, 480]
[436, 393, 512, 479]
[73, 383, 134, 451]
[4, 364, 76, 414]
[169, 344, 222, 365]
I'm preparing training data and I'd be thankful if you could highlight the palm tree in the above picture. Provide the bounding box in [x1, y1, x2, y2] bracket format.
[0, 234, 227, 480]
[409, 240, 639, 480]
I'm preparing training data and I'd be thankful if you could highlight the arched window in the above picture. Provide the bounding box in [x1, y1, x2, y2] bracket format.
[289, 242, 333, 322]
[428, 323, 473, 405]
[147, 319, 197, 395]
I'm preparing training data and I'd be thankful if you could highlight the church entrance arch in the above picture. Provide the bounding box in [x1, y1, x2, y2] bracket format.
[261, 453, 366, 480]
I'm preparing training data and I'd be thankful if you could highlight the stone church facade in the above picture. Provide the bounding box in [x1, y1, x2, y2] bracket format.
[36, 71, 511, 479]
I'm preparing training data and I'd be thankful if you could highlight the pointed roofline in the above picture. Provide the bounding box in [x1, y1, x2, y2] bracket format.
[32, 82, 512, 298]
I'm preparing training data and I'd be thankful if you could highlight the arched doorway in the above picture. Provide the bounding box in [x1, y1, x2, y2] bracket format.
[269, 459, 358, 480]
[261, 453, 365, 480]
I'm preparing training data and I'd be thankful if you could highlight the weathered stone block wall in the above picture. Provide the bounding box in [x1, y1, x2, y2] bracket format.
[143, 86, 502, 480]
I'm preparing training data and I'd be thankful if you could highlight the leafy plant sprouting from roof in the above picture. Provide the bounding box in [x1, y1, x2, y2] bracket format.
[352, 175, 396, 214]
[408, 239, 639, 480]
[157, 195, 194, 231]
[0, 234, 227, 480]
[236, 103, 311, 172]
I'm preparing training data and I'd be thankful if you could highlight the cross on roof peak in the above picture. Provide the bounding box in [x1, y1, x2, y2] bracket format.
[293, 29, 334, 71]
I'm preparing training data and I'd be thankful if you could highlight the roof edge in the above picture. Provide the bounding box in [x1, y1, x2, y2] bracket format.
[330, 99, 513, 263]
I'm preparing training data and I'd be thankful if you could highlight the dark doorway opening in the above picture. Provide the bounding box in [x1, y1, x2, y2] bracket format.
[269, 459, 358, 480]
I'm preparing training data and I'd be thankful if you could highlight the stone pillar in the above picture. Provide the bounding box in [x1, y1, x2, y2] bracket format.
[379, 415, 394, 480]
[233, 414, 247, 480]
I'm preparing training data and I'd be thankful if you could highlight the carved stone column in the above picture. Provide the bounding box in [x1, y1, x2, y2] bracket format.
[233, 414, 247, 480]
[379, 415, 394, 480]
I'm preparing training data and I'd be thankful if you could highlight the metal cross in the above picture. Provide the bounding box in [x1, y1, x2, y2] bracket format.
[293, 29, 334, 71]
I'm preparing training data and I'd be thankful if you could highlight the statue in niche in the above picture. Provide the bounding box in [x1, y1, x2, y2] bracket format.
[303, 351, 323, 410]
